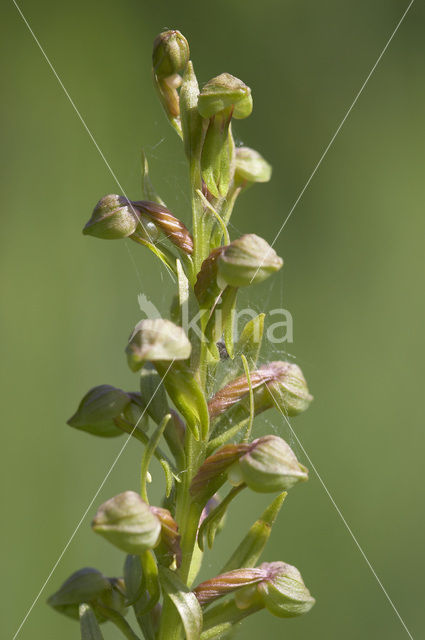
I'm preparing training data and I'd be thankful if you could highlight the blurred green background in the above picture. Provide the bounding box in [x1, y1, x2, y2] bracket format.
[1, 1, 424, 638]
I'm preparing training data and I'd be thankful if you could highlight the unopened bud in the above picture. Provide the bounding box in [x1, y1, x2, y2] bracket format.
[122, 392, 147, 427]
[238, 436, 308, 493]
[208, 365, 276, 419]
[48, 568, 109, 610]
[83, 195, 137, 239]
[126, 319, 191, 372]
[254, 562, 315, 618]
[152, 30, 190, 78]
[235, 147, 272, 184]
[47, 568, 126, 621]
[198, 73, 252, 120]
[218, 234, 283, 287]
[208, 361, 312, 419]
[255, 362, 313, 416]
[67, 385, 130, 438]
[92, 491, 161, 554]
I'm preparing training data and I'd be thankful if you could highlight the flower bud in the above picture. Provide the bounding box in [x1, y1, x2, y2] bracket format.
[48, 568, 125, 621]
[83, 195, 138, 239]
[255, 361, 313, 416]
[152, 30, 190, 78]
[235, 147, 272, 184]
[101, 578, 127, 615]
[238, 436, 308, 493]
[92, 491, 161, 554]
[67, 385, 131, 438]
[254, 562, 315, 618]
[126, 319, 191, 372]
[217, 234, 283, 287]
[208, 361, 312, 420]
[122, 392, 147, 427]
[198, 73, 252, 120]
[48, 568, 110, 609]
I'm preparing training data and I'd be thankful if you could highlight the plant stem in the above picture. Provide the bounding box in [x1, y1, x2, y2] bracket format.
[94, 604, 142, 640]
[202, 600, 261, 631]
[114, 417, 176, 473]
[140, 414, 172, 502]
[157, 398, 207, 640]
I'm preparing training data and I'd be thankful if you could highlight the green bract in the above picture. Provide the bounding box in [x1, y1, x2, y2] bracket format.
[67, 385, 130, 437]
[126, 318, 191, 371]
[92, 491, 161, 554]
[198, 73, 252, 119]
[218, 234, 283, 287]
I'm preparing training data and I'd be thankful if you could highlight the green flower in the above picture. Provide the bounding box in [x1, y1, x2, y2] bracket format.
[92, 491, 161, 554]
[218, 234, 283, 287]
[237, 436, 308, 493]
[152, 30, 190, 78]
[126, 318, 191, 372]
[83, 195, 137, 239]
[67, 385, 130, 438]
[198, 73, 252, 119]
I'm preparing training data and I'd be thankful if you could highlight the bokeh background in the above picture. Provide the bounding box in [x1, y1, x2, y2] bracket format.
[1, 1, 424, 638]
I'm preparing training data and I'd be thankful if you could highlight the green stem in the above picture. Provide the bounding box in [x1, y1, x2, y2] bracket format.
[198, 484, 245, 551]
[114, 417, 176, 473]
[202, 600, 262, 632]
[157, 421, 206, 640]
[207, 418, 250, 455]
[131, 235, 178, 276]
[94, 604, 142, 640]
[196, 188, 230, 246]
[140, 414, 172, 502]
